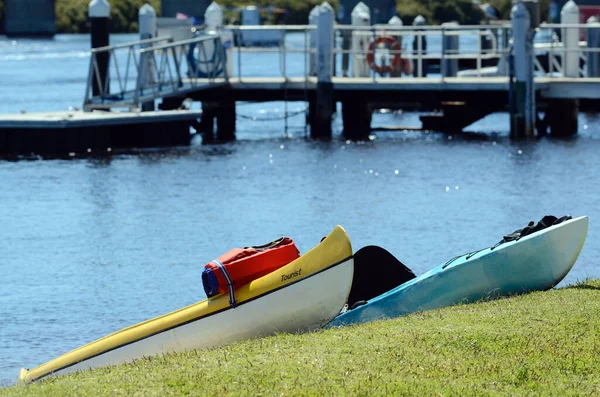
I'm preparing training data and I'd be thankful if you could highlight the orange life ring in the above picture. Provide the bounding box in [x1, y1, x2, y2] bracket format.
[366, 35, 412, 76]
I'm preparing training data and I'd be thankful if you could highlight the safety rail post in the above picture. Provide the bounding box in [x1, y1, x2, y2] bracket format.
[412, 15, 427, 77]
[480, 27, 494, 68]
[139, 3, 157, 111]
[311, 2, 335, 139]
[388, 16, 403, 77]
[441, 22, 459, 78]
[561, 1, 580, 77]
[350, 2, 370, 78]
[89, 0, 110, 99]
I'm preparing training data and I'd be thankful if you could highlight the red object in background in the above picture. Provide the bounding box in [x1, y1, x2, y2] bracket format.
[579, 6, 600, 23]
[579, 6, 600, 40]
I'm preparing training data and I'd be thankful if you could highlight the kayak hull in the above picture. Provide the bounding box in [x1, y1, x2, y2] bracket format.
[20, 226, 353, 383]
[327, 216, 588, 327]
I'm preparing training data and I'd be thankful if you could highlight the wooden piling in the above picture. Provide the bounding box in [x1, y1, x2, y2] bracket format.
[199, 102, 218, 143]
[216, 99, 236, 143]
[89, 0, 111, 98]
[342, 100, 371, 141]
[510, 2, 535, 139]
[312, 2, 334, 139]
[546, 99, 578, 137]
[138, 3, 157, 112]
[549, 0, 579, 136]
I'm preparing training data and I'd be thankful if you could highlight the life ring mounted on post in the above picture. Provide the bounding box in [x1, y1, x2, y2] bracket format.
[366, 35, 413, 76]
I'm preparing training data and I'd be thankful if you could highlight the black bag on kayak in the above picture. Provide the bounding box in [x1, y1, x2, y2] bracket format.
[494, 215, 572, 248]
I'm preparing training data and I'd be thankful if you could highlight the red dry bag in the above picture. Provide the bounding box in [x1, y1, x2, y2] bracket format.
[201, 237, 300, 307]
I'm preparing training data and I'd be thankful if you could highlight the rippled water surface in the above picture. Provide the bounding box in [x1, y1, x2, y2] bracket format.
[1, 34, 600, 386]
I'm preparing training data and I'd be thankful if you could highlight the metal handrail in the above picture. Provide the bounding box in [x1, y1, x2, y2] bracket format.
[91, 36, 173, 53]
[84, 34, 229, 111]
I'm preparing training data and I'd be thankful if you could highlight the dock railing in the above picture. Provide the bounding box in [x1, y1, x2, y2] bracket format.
[224, 22, 600, 81]
[533, 23, 600, 78]
[82, 22, 600, 111]
[224, 24, 512, 81]
[83, 33, 229, 111]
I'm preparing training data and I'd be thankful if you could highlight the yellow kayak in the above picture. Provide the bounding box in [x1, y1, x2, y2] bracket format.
[19, 225, 354, 383]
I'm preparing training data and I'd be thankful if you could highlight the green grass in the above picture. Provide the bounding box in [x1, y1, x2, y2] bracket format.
[3, 279, 600, 396]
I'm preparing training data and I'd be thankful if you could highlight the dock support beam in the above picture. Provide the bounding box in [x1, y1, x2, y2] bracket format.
[89, 0, 111, 98]
[216, 99, 236, 143]
[312, 2, 334, 139]
[139, 3, 157, 112]
[546, 99, 578, 137]
[342, 100, 372, 140]
[510, 2, 535, 139]
[198, 102, 217, 143]
[547, 1, 579, 136]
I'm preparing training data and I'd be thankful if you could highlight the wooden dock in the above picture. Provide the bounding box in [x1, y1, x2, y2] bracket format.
[3, 1, 600, 156]
[0, 110, 201, 157]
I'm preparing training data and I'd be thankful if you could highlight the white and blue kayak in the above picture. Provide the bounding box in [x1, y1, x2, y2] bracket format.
[327, 215, 588, 328]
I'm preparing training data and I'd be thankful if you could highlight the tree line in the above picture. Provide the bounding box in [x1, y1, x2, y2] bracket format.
[0, 0, 551, 35]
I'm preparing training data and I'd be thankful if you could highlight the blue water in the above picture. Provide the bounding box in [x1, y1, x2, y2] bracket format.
[1, 34, 600, 386]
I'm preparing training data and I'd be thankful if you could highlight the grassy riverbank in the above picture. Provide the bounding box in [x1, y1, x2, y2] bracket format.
[3, 279, 599, 396]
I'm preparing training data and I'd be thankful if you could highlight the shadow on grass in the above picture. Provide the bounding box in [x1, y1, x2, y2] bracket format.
[565, 278, 600, 291]
[566, 283, 600, 291]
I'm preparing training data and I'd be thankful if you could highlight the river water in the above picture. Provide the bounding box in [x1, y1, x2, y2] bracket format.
[1, 33, 599, 385]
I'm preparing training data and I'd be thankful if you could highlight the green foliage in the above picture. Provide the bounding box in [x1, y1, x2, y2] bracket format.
[55, 0, 160, 34]
[220, 0, 337, 25]
[1, 0, 556, 34]
[396, 0, 432, 26]
[397, 0, 485, 25]
[2, 279, 600, 396]
[432, 0, 485, 25]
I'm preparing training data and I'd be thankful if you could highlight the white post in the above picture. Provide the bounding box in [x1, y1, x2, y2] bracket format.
[139, 3, 156, 39]
[201, 2, 231, 79]
[317, 2, 334, 84]
[309, 5, 320, 76]
[511, 2, 534, 138]
[205, 1, 224, 31]
[587, 16, 600, 77]
[313, 2, 335, 138]
[412, 15, 427, 77]
[138, 3, 156, 111]
[561, 0, 580, 77]
[388, 16, 403, 77]
[351, 2, 371, 77]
